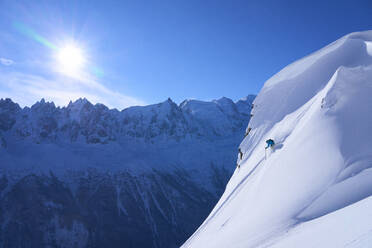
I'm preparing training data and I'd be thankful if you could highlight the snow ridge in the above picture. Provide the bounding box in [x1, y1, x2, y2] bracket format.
[182, 30, 372, 248]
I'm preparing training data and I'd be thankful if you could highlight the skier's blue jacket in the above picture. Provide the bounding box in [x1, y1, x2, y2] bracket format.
[266, 139, 275, 148]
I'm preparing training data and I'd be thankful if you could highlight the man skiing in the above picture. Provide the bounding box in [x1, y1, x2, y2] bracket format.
[237, 148, 244, 168]
[265, 139, 275, 149]
[264, 139, 275, 160]
[238, 148, 243, 160]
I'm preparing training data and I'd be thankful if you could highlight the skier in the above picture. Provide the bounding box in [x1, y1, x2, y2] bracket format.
[265, 139, 275, 160]
[265, 139, 275, 149]
[238, 148, 243, 160]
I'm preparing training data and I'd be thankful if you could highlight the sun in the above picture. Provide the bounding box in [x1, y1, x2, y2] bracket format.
[57, 44, 85, 74]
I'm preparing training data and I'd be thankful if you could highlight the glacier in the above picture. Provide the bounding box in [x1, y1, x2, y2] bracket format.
[182, 31, 372, 248]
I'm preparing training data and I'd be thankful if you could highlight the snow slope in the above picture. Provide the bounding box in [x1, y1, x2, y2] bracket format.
[268, 196, 372, 248]
[182, 30, 372, 248]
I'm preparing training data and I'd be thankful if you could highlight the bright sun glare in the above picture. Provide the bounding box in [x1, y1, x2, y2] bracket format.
[57, 44, 85, 74]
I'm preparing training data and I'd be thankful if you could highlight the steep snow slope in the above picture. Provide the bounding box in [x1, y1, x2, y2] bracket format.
[0, 95, 254, 248]
[269, 196, 372, 248]
[182, 31, 372, 248]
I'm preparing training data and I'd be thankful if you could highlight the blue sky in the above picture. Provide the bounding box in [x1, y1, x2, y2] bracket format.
[0, 0, 371, 109]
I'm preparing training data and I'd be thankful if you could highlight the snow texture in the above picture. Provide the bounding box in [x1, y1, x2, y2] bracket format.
[182, 30, 372, 248]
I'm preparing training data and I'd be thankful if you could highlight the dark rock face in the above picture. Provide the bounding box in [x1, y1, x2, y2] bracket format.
[0, 170, 222, 248]
[0, 96, 255, 248]
[0, 98, 20, 131]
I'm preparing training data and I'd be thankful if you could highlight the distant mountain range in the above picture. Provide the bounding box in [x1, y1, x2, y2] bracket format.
[0, 95, 255, 248]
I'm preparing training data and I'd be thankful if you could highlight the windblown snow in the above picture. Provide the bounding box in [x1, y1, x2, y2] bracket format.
[182, 30, 372, 248]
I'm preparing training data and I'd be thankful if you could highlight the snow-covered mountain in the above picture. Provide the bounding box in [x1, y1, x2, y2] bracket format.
[0, 95, 254, 247]
[182, 31, 372, 248]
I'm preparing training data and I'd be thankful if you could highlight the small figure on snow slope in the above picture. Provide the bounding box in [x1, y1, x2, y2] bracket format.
[265, 139, 275, 159]
[237, 148, 244, 168]
[265, 139, 275, 149]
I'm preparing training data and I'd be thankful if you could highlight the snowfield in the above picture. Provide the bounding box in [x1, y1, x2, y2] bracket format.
[182, 31, 372, 248]
[269, 196, 372, 248]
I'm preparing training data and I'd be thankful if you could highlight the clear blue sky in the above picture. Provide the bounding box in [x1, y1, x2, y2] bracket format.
[0, 0, 371, 109]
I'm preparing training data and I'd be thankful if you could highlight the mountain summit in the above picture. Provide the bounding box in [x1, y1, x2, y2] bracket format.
[182, 31, 372, 248]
